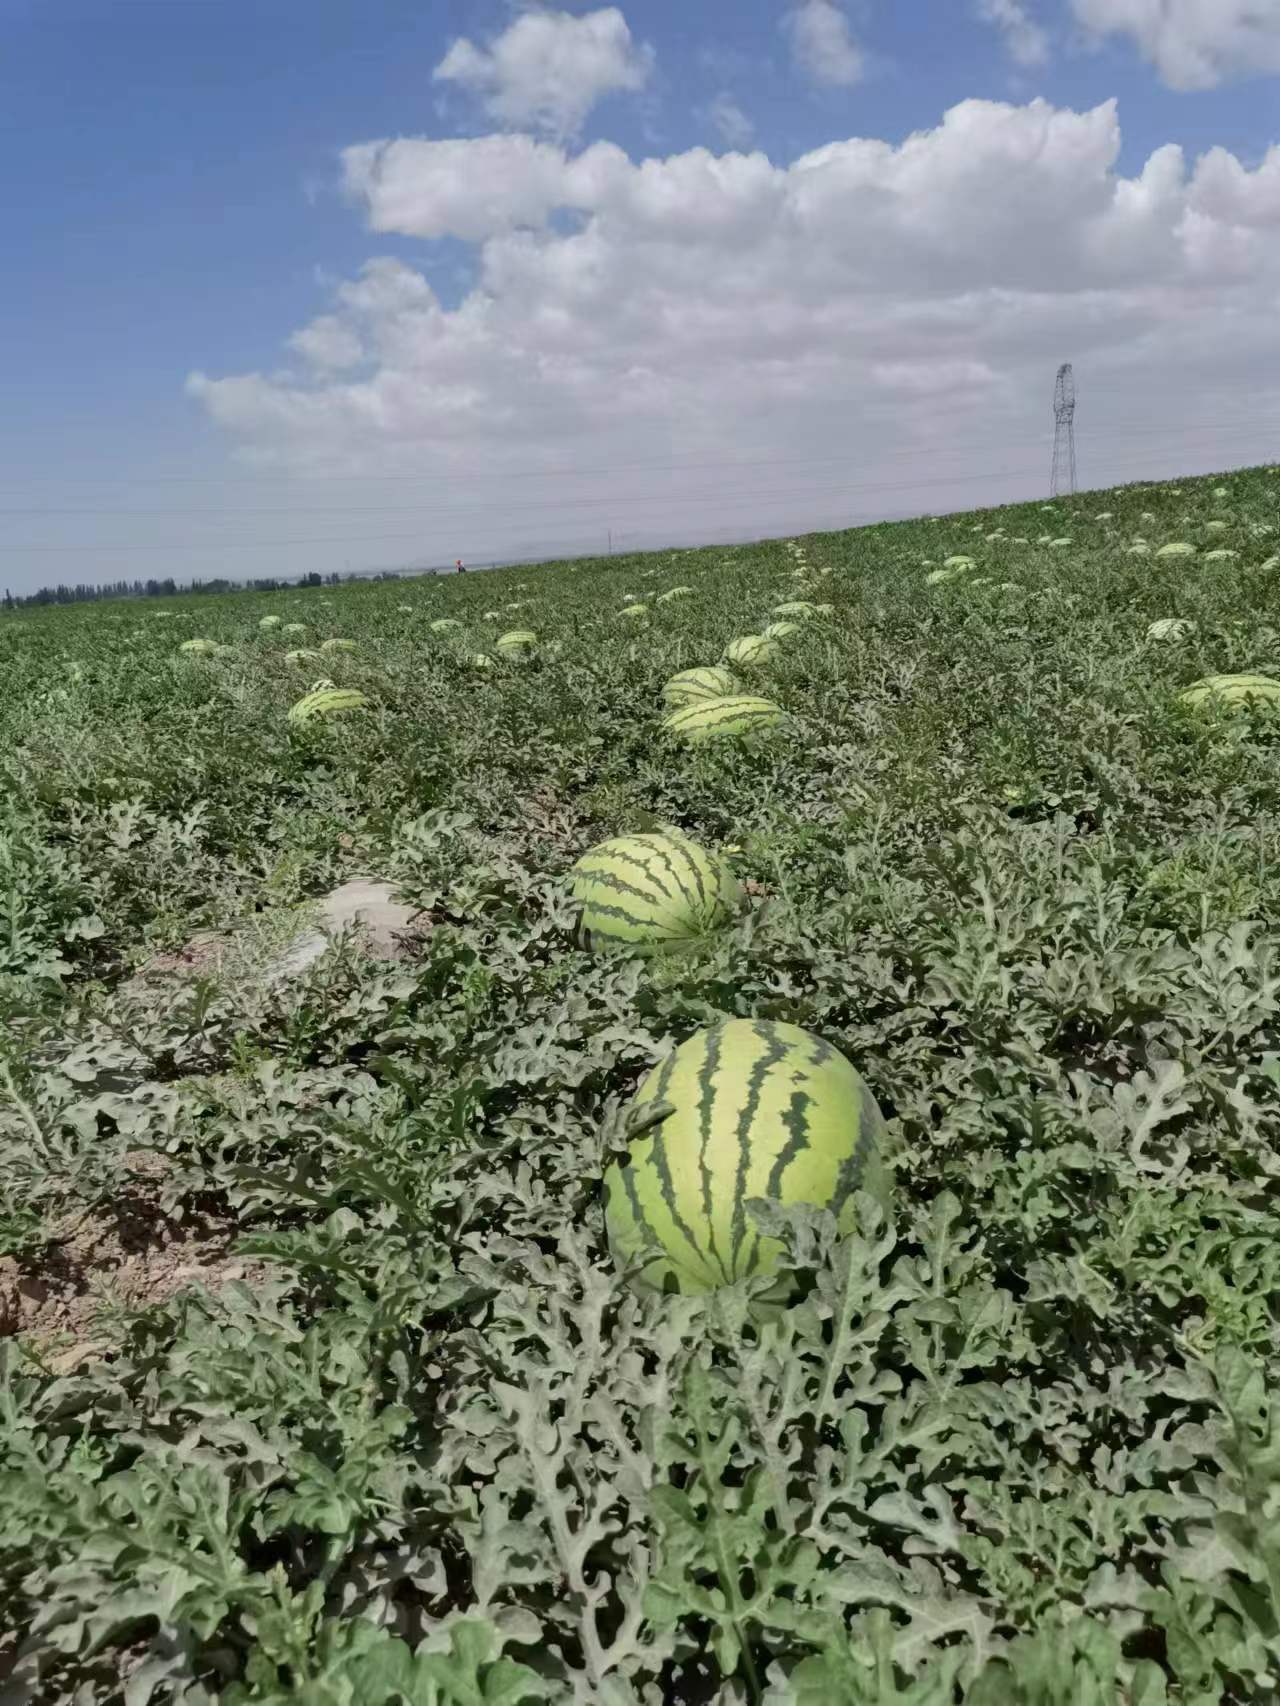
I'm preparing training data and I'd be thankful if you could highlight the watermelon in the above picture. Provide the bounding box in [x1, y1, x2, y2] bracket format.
[497, 629, 537, 655]
[569, 831, 741, 955]
[657, 586, 694, 603]
[320, 638, 357, 654]
[1146, 618, 1195, 642]
[771, 601, 816, 619]
[259, 616, 283, 630]
[179, 638, 216, 656]
[284, 648, 322, 664]
[724, 634, 778, 667]
[763, 621, 800, 642]
[620, 604, 649, 620]
[283, 623, 308, 635]
[1179, 674, 1280, 714]
[288, 687, 369, 725]
[661, 666, 740, 707]
[662, 696, 783, 745]
[468, 653, 496, 669]
[1156, 543, 1196, 559]
[603, 1019, 891, 1295]
[431, 618, 462, 634]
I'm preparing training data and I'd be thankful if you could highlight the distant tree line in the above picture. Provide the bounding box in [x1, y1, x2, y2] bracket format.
[0, 567, 422, 611]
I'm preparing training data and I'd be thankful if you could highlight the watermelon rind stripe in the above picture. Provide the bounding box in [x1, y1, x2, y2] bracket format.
[729, 1023, 791, 1276]
[694, 1027, 734, 1283]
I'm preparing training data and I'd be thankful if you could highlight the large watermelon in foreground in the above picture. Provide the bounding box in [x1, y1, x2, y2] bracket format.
[662, 695, 783, 744]
[1179, 673, 1280, 714]
[569, 831, 741, 954]
[603, 1019, 891, 1295]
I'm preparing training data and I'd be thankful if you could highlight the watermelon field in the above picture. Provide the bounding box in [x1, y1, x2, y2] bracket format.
[2, 465, 1280, 1703]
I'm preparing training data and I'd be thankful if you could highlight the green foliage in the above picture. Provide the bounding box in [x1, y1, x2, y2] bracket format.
[1, 469, 1279, 1702]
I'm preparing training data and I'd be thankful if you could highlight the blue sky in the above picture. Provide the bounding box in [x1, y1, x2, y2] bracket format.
[3, 1, 1279, 592]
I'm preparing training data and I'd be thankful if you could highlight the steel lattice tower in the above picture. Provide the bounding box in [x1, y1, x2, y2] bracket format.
[1050, 362, 1077, 497]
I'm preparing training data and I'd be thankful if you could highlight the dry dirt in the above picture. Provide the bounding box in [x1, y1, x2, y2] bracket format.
[0, 1155, 267, 1372]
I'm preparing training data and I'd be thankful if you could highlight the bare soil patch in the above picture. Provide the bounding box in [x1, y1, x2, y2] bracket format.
[1, 1163, 267, 1371]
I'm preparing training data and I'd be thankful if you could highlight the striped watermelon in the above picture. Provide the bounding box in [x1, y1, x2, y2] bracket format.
[771, 601, 816, 619]
[763, 620, 800, 642]
[320, 638, 357, 654]
[619, 604, 649, 620]
[468, 653, 496, 669]
[179, 638, 216, 656]
[283, 623, 308, 635]
[724, 634, 778, 667]
[288, 686, 369, 725]
[431, 618, 463, 634]
[603, 1019, 891, 1295]
[1179, 673, 1280, 713]
[497, 629, 537, 655]
[662, 696, 783, 745]
[657, 586, 694, 603]
[284, 648, 322, 664]
[569, 831, 741, 955]
[662, 666, 741, 707]
[1147, 618, 1195, 642]
[259, 616, 283, 630]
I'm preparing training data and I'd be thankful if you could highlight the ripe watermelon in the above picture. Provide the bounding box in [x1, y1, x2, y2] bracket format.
[320, 638, 357, 654]
[662, 695, 783, 745]
[763, 620, 800, 641]
[283, 623, 308, 635]
[288, 687, 369, 725]
[569, 831, 741, 955]
[1179, 674, 1280, 714]
[179, 638, 216, 656]
[771, 601, 816, 619]
[431, 618, 463, 634]
[661, 666, 740, 707]
[619, 604, 649, 620]
[657, 586, 694, 603]
[284, 648, 322, 664]
[1146, 618, 1195, 642]
[259, 616, 283, 630]
[497, 629, 537, 655]
[724, 634, 778, 667]
[603, 1018, 891, 1295]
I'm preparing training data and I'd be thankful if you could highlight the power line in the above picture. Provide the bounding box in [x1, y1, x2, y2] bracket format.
[1051, 363, 1078, 498]
[0, 407, 1277, 494]
[2, 422, 1278, 529]
[4, 443, 1274, 556]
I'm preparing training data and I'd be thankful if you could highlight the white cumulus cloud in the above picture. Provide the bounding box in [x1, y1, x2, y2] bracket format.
[1072, 0, 1280, 89]
[433, 6, 653, 138]
[190, 97, 1280, 567]
[977, 0, 1051, 67]
[785, 0, 865, 87]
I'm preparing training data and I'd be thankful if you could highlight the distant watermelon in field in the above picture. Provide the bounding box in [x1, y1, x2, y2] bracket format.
[1147, 619, 1195, 642]
[661, 666, 741, 707]
[497, 629, 537, 656]
[320, 638, 357, 654]
[179, 638, 216, 656]
[662, 695, 783, 745]
[1179, 674, 1280, 714]
[431, 618, 462, 634]
[283, 623, 307, 635]
[724, 634, 777, 667]
[259, 616, 283, 630]
[602, 1018, 891, 1295]
[771, 601, 816, 619]
[620, 604, 649, 620]
[763, 620, 800, 641]
[288, 687, 369, 725]
[469, 652, 496, 669]
[1157, 543, 1196, 559]
[657, 586, 694, 603]
[284, 648, 322, 664]
[569, 831, 741, 955]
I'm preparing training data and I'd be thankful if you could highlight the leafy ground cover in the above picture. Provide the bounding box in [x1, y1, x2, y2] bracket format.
[2, 468, 1279, 1703]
